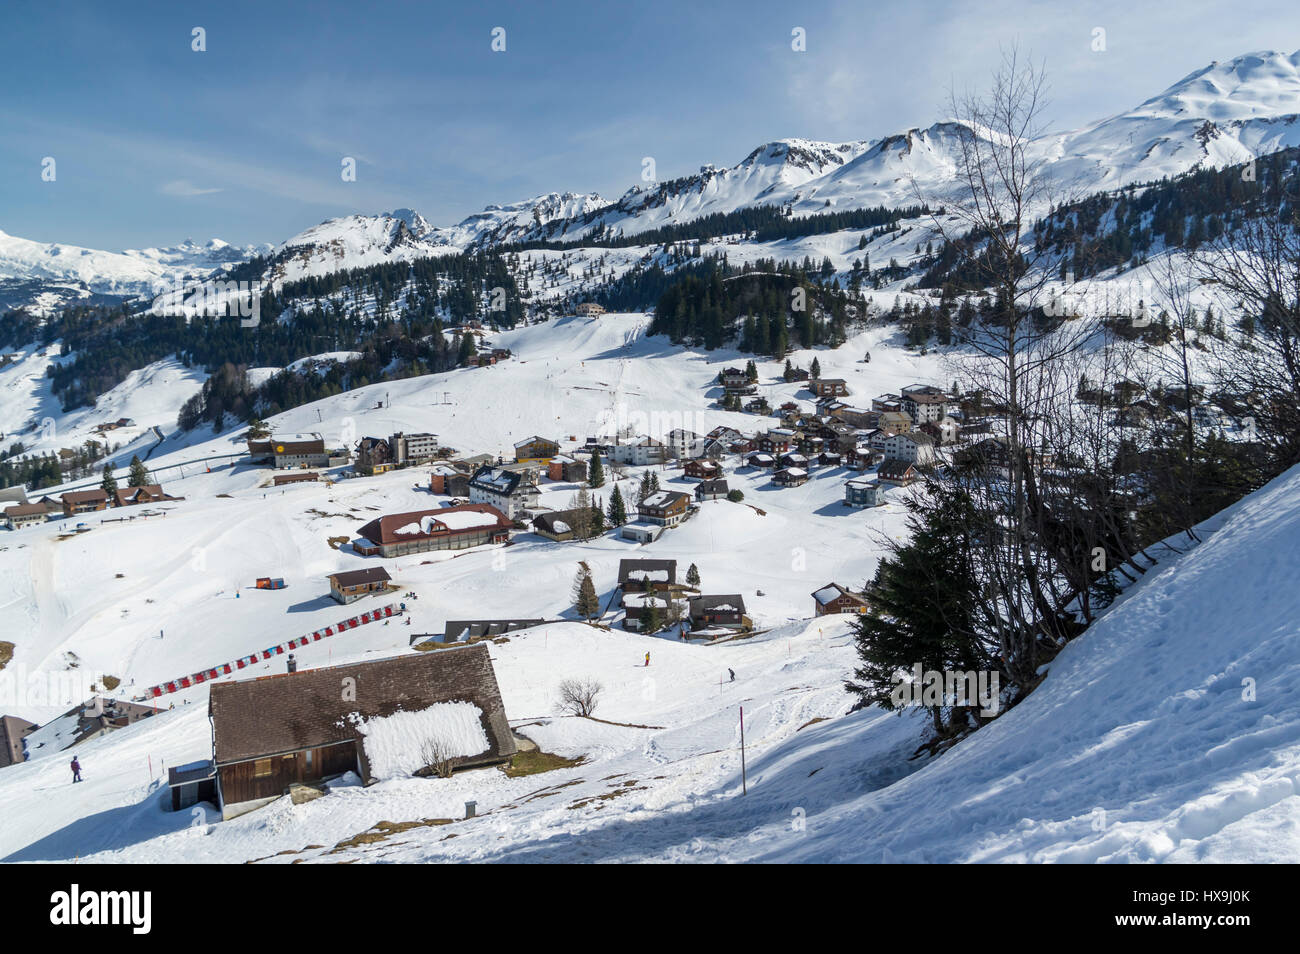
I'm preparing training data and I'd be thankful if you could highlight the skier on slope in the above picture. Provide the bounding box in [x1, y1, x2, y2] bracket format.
[644, 651, 650, 667]
[70, 757, 82, 783]
[728, 668, 735, 682]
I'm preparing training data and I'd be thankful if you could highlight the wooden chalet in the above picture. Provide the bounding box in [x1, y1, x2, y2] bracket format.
[514, 435, 559, 464]
[637, 490, 691, 527]
[328, 566, 392, 604]
[531, 507, 590, 542]
[618, 559, 676, 593]
[61, 489, 109, 516]
[683, 458, 723, 480]
[810, 378, 849, 397]
[772, 467, 809, 487]
[695, 478, 729, 501]
[688, 594, 747, 630]
[207, 645, 515, 819]
[355, 436, 395, 475]
[113, 484, 180, 507]
[3, 503, 49, 530]
[876, 459, 920, 486]
[812, 583, 871, 616]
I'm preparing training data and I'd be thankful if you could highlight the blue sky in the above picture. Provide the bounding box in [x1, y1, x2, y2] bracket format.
[2, 0, 1297, 249]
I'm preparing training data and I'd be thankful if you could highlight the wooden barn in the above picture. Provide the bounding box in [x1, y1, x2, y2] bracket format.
[207, 645, 515, 820]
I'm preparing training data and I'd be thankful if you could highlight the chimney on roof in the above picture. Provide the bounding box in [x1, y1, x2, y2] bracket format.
[287, 654, 297, 674]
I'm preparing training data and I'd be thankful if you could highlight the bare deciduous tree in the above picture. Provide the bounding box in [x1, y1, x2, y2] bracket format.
[913, 48, 1100, 688]
[420, 735, 458, 779]
[556, 677, 602, 717]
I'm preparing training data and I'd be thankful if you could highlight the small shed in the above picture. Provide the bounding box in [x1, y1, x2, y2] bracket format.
[168, 760, 217, 812]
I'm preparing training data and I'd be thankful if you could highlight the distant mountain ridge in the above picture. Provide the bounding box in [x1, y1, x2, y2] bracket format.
[3, 49, 1299, 309]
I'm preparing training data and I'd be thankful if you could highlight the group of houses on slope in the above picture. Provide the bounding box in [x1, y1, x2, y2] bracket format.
[0, 696, 160, 768]
[1, 482, 183, 531]
[354, 431, 442, 475]
[613, 558, 750, 636]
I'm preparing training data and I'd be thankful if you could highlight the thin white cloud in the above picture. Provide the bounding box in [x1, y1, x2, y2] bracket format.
[160, 179, 223, 197]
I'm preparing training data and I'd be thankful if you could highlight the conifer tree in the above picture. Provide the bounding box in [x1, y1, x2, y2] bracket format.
[607, 484, 628, 526]
[686, 563, 701, 588]
[641, 584, 663, 633]
[588, 449, 605, 488]
[128, 454, 149, 488]
[100, 462, 118, 497]
[573, 561, 600, 620]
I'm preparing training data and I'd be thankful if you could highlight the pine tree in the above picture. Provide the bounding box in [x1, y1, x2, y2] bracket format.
[686, 563, 701, 588]
[127, 454, 149, 488]
[607, 484, 628, 526]
[573, 561, 600, 620]
[810, 356, 822, 379]
[100, 462, 118, 497]
[641, 584, 663, 633]
[588, 450, 605, 488]
[638, 470, 660, 501]
[846, 493, 990, 733]
[588, 497, 605, 536]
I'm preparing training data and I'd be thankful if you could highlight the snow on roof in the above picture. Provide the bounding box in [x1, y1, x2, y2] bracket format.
[354, 701, 489, 780]
[641, 491, 684, 508]
[784, 467, 807, 477]
[813, 585, 842, 603]
[627, 569, 669, 582]
[271, 432, 323, 443]
[393, 510, 502, 535]
[622, 593, 673, 608]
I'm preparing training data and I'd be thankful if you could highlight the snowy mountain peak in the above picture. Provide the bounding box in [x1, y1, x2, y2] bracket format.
[1135, 49, 1300, 121]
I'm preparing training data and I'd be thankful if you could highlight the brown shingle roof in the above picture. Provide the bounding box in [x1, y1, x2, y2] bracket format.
[61, 489, 108, 505]
[208, 644, 515, 768]
[328, 566, 392, 588]
[4, 503, 47, 517]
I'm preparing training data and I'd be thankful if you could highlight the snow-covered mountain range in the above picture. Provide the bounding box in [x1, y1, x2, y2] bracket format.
[0, 231, 273, 314]
[3, 49, 1299, 309]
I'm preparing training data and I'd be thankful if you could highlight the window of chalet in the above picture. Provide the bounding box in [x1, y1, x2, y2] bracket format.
[253, 758, 273, 777]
